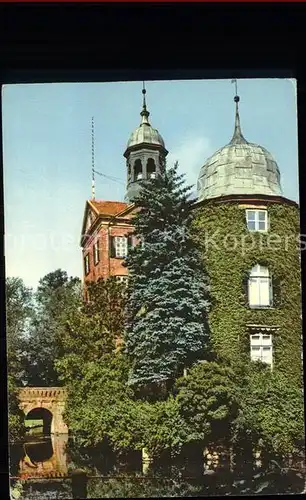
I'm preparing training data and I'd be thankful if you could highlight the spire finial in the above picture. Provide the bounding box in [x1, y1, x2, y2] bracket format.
[142, 81, 146, 108]
[230, 79, 247, 144]
[140, 81, 150, 125]
[91, 116, 96, 199]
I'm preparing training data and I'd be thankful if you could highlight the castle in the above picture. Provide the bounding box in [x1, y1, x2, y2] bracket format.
[80, 84, 302, 382]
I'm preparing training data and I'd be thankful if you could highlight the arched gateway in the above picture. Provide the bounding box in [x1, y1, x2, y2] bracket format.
[18, 387, 68, 434]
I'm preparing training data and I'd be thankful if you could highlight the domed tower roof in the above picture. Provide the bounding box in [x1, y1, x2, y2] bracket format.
[124, 84, 168, 203]
[125, 88, 166, 152]
[197, 94, 283, 201]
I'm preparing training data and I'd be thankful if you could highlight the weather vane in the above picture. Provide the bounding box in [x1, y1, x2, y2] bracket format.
[231, 78, 238, 97]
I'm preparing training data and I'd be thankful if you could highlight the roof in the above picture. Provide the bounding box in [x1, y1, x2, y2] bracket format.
[126, 123, 165, 149]
[90, 200, 129, 216]
[197, 96, 282, 201]
[125, 95, 166, 151]
[80, 200, 136, 247]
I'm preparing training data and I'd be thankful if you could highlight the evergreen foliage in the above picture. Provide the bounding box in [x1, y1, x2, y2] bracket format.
[124, 162, 210, 388]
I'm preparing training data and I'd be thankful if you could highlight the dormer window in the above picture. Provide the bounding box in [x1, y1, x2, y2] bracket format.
[246, 210, 268, 232]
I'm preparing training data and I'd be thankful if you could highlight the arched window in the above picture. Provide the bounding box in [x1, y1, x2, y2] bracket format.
[147, 158, 156, 179]
[248, 264, 272, 307]
[134, 159, 143, 181]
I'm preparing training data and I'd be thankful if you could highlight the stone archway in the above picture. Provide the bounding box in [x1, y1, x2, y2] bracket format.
[18, 388, 68, 435]
[25, 407, 53, 435]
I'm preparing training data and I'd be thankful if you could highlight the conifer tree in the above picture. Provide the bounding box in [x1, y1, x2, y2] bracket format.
[125, 162, 210, 389]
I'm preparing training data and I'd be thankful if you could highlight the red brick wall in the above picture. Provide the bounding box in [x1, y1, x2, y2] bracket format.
[82, 220, 135, 283]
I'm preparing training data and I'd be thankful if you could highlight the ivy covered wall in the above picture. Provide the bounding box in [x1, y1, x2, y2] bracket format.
[193, 199, 302, 386]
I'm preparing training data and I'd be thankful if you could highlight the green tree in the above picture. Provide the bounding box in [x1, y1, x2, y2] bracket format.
[232, 362, 305, 458]
[24, 269, 82, 386]
[55, 278, 140, 451]
[143, 395, 190, 458]
[56, 277, 126, 382]
[62, 355, 147, 452]
[175, 360, 239, 447]
[6, 277, 33, 441]
[125, 162, 211, 390]
[7, 375, 25, 442]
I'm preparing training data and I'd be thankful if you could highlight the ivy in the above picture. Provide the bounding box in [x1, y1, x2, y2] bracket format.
[192, 201, 302, 386]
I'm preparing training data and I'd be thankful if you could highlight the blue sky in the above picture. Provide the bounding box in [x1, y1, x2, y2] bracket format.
[2, 79, 299, 289]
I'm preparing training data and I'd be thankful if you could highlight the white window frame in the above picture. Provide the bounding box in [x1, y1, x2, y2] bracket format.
[248, 264, 273, 308]
[84, 254, 90, 276]
[93, 239, 100, 266]
[114, 236, 128, 258]
[250, 332, 273, 368]
[246, 209, 268, 232]
[116, 276, 128, 285]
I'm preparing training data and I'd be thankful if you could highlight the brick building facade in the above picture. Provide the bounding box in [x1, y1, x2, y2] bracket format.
[80, 200, 137, 284]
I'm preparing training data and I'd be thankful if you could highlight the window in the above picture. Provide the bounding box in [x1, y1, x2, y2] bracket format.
[147, 158, 156, 179]
[248, 265, 272, 307]
[93, 239, 100, 265]
[246, 210, 268, 232]
[114, 236, 128, 258]
[84, 254, 90, 276]
[116, 276, 128, 285]
[250, 332, 273, 367]
[134, 159, 143, 181]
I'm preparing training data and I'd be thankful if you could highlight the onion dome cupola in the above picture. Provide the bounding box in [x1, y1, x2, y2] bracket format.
[124, 84, 168, 202]
[197, 92, 283, 201]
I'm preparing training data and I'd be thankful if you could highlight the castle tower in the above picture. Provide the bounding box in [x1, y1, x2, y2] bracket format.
[194, 86, 302, 386]
[81, 84, 168, 286]
[124, 85, 168, 202]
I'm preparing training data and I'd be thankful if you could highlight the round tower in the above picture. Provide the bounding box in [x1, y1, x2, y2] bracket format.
[124, 85, 168, 202]
[194, 88, 302, 386]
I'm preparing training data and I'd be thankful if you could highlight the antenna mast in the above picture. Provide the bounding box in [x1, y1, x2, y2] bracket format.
[91, 116, 95, 200]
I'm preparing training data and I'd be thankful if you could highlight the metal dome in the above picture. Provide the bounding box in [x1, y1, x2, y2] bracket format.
[126, 88, 165, 150]
[197, 96, 282, 201]
[127, 121, 165, 149]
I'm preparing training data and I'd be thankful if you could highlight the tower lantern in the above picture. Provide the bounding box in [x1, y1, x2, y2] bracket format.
[124, 82, 168, 202]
